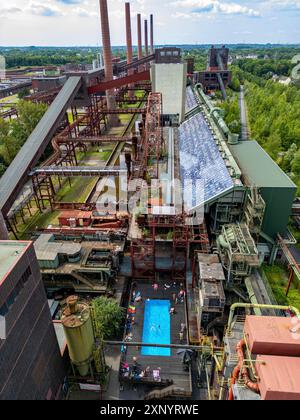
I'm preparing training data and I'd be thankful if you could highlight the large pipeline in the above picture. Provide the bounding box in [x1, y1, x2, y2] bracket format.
[228, 339, 259, 400]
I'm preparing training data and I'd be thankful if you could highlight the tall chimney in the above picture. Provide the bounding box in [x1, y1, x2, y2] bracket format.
[125, 3, 133, 66]
[125, 3, 134, 97]
[137, 14, 143, 60]
[144, 19, 149, 57]
[150, 14, 154, 54]
[99, 0, 117, 125]
[0, 211, 9, 240]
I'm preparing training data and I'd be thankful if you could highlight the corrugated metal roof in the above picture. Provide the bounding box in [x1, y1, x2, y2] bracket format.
[0, 76, 82, 214]
[230, 141, 296, 189]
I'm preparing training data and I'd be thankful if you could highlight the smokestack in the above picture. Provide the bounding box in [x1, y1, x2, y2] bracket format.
[137, 14, 143, 60]
[150, 14, 154, 54]
[125, 3, 133, 97]
[0, 211, 9, 240]
[99, 0, 117, 125]
[144, 19, 149, 57]
[125, 3, 133, 66]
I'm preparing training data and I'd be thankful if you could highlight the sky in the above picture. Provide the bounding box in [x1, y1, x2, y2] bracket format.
[0, 0, 300, 46]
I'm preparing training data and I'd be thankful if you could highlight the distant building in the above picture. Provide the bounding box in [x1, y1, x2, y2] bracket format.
[0, 241, 65, 400]
[32, 76, 66, 92]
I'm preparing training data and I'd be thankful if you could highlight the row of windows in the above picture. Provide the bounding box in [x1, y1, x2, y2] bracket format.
[0, 266, 32, 317]
[160, 50, 180, 57]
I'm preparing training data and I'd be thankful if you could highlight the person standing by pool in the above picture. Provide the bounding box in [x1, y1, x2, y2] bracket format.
[152, 282, 158, 292]
[179, 331, 184, 343]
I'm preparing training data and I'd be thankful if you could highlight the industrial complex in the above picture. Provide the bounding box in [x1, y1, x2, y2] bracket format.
[0, 0, 300, 401]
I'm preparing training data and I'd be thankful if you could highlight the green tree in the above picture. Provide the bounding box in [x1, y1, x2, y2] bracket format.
[18, 88, 30, 99]
[291, 149, 300, 175]
[92, 296, 125, 340]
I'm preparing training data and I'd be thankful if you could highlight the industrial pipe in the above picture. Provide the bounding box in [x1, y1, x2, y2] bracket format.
[228, 339, 259, 400]
[104, 340, 223, 352]
[227, 302, 300, 333]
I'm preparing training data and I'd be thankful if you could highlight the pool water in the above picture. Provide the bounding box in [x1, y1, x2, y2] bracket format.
[141, 299, 171, 357]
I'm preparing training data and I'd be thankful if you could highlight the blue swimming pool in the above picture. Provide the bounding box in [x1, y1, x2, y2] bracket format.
[141, 299, 171, 357]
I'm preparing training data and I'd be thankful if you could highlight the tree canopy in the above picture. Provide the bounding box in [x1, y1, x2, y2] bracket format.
[92, 296, 125, 340]
[0, 100, 48, 177]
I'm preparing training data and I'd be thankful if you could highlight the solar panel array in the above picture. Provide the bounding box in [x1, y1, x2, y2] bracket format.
[185, 86, 198, 112]
[178, 112, 234, 209]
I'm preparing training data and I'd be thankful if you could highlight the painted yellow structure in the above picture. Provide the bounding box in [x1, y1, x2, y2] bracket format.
[61, 296, 94, 377]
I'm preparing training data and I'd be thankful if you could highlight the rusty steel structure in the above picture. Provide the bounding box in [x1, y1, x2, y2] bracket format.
[145, 92, 163, 178]
[130, 214, 210, 281]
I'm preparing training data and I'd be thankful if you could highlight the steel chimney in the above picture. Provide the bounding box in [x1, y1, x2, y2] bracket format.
[144, 19, 149, 57]
[99, 0, 117, 125]
[137, 14, 143, 60]
[150, 14, 154, 54]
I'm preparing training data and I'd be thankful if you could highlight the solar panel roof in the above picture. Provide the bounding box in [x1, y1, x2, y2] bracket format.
[185, 86, 198, 112]
[178, 112, 234, 210]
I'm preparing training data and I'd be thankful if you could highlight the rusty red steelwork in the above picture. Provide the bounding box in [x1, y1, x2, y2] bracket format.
[88, 70, 151, 94]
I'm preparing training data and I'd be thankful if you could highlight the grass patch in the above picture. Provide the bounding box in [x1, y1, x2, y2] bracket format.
[56, 177, 97, 203]
[263, 263, 300, 310]
[15, 209, 60, 240]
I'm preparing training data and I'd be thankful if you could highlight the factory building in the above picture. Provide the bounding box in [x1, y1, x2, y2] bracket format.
[0, 0, 299, 401]
[0, 241, 65, 400]
[151, 48, 187, 123]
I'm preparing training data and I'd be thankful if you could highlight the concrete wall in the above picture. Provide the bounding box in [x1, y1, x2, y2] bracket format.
[151, 63, 187, 123]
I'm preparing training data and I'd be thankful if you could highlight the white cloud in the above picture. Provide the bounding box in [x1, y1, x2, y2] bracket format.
[267, 0, 300, 10]
[25, 1, 64, 17]
[173, 0, 261, 16]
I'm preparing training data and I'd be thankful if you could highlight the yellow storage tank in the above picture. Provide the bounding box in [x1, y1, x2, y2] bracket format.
[61, 296, 94, 377]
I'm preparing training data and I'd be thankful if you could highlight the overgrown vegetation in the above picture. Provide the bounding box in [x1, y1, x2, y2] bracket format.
[92, 296, 125, 340]
[230, 65, 300, 193]
[263, 264, 300, 311]
[0, 100, 48, 176]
